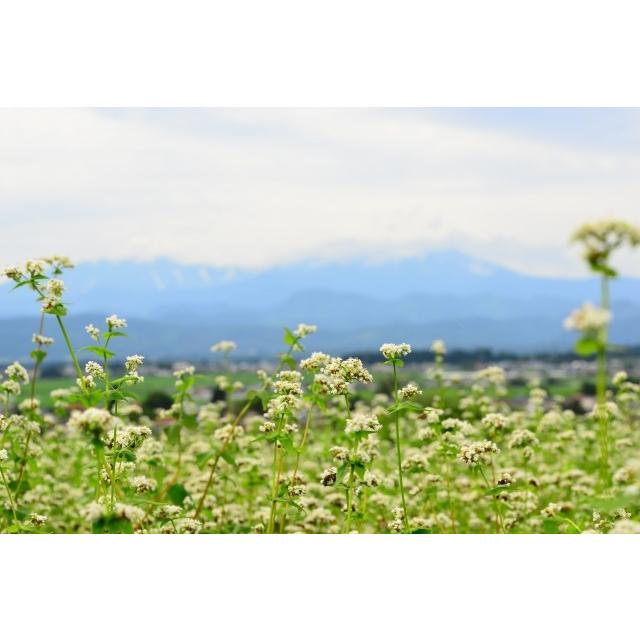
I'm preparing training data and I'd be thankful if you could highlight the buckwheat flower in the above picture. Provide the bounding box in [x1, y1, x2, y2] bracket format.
[131, 475, 157, 494]
[329, 446, 349, 462]
[273, 370, 303, 397]
[572, 219, 640, 274]
[0, 415, 7, 433]
[125, 354, 144, 373]
[210, 340, 237, 353]
[564, 303, 612, 333]
[590, 401, 620, 421]
[288, 484, 306, 498]
[300, 351, 331, 372]
[482, 412, 509, 431]
[1, 380, 21, 396]
[430, 339, 446, 356]
[5, 362, 29, 384]
[508, 429, 539, 449]
[341, 358, 373, 383]
[29, 513, 47, 527]
[157, 505, 182, 520]
[173, 365, 195, 379]
[473, 366, 506, 386]
[379, 342, 412, 360]
[2, 265, 24, 282]
[85, 324, 101, 341]
[105, 314, 127, 330]
[613, 371, 628, 386]
[114, 503, 146, 524]
[442, 418, 471, 432]
[81, 501, 104, 523]
[610, 520, 640, 534]
[214, 423, 244, 444]
[420, 407, 444, 424]
[25, 259, 46, 276]
[32, 333, 54, 346]
[459, 440, 499, 466]
[68, 407, 114, 436]
[280, 423, 298, 437]
[497, 471, 513, 486]
[76, 375, 96, 391]
[345, 413, 382, 435]
[177, 518, 202, 534]
[293, 323, 317, 338]
[255, 421, 274, 436]
[0, 448, 8, 463]
[43, 255, 74, 270]
[363, 470, 380, 488]
[19, 398, 40, 413]
[46, 278, 65, 297]
[85, 361, 105, 380]
[541, 502, 562, 518]
[398, 382, 422, 400]
[41, 296, 62, 313]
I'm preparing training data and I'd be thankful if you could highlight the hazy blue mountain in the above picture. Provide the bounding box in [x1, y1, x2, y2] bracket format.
[1, 250, 639, 360]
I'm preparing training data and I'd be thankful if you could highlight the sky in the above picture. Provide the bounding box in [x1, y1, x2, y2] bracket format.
[1, 108, 639, 278]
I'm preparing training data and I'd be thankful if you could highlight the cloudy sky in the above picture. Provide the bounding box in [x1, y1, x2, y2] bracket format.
[1, 108, 639, 277]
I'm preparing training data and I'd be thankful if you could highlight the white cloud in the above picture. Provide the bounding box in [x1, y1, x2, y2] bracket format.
[1, 108, 639, 277]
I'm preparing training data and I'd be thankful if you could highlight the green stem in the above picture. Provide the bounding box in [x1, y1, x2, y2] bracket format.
[55, 315, 83, 379]
[479, 465, 505, 533]
[596, 275, 611, 488]
[14, 313, 46, 501]
[392, 364, 408, 530]
[0, 466, 19, 528]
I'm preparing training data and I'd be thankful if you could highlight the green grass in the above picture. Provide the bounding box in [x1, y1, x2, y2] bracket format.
[22, 371, 260, 409]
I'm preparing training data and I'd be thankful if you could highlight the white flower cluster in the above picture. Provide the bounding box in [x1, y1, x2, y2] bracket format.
[459, 440, 499, 466]
[293, 323, 317, 338]
[313, 356, 372, 396]
[211, 340, 237, 353]
[85, 361, 105, 380]
[106, 314, 127, 330]
[379, 343, 412, 360]
[564, 303, 612, 332]
[398, 382, 422, 400]
[430, 339, 446, 356]
[85, 324, 100, 341]
[68, 408, 115, 436]
[482, 413, 509, 431]
[344, 413, 382, 435]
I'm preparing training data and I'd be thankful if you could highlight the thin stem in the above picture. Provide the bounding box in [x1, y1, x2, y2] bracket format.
[0, 466, 19, 528]
[55, 315, 83, 379]
[14, 313, 46, 501]
[479, 465, 505, 534]
[392, 363, 409, 530]
[268, 443, 284, 533]
[596, 275, 611, 488]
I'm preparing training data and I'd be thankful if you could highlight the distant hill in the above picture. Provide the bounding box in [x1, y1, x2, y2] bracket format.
[1, 251, 639, 361]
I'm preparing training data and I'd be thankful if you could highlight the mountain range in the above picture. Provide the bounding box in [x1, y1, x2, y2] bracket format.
[1, 251, 639, 361]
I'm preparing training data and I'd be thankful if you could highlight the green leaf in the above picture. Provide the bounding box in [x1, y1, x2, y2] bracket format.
[411, 528, 432, 534]
[283, 327, 298, 347]
[195, 450, 215, 469]
[30, 349, 47, 365]
[79, 345, 116, 359]
[167, 483, 189, 506]
[166, 424, 182, 445]
[574, 337, 600, 357]
[280, 354, 297, 370]
[92, 515, 134, 534]
[102, 331, 128, 340]
[220, 450, 237, 466]
[485, 482, 521, 496]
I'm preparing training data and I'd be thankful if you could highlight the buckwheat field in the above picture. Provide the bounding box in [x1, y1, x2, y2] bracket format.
[1, 219, 639, 534]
